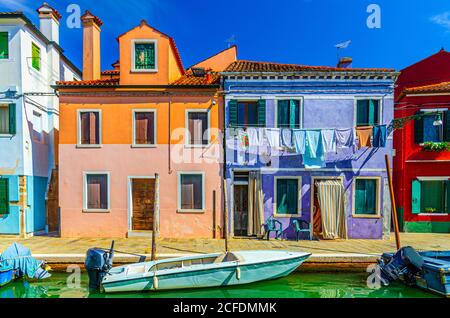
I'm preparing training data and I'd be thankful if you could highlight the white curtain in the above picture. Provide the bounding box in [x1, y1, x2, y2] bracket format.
[316, 180, 347, 240]
[248, 171, 264, 237]
[0, 106, 9, 134]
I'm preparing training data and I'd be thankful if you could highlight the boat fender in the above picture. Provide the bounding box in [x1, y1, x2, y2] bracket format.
[236, 267, 241, 280]
[440, 268, 446, 285]
[153, 275, 159, 290]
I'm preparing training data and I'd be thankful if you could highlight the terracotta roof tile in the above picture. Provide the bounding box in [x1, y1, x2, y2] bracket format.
[170, 71, 220, 86]
[101, 70, 120, 75]
[36, 3, 62, 20]
[56, 78, 119, 87]
[224, 60, 395, 73]
[404, 81, 450, 95]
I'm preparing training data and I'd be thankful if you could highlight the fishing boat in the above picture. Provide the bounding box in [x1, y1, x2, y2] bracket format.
[85, 244, 311, 293]
[377, 246, 450, 297]
[0, 243, 51, 288]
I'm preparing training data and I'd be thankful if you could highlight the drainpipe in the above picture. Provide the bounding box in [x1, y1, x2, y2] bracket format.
[168, 96, 173, 174]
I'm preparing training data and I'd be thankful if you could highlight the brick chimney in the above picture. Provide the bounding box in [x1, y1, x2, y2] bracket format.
[337, 57, 353, 68]
[37, 2, 61, 44]
[81, 11, 103, 81]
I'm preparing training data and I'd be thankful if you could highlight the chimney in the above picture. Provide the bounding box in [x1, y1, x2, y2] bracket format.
[81, 11, 103, 81]
[337, 57, 353, 69]
[37, 3, 61, 44]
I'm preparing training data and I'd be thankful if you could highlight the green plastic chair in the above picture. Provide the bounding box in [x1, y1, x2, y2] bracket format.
[263, 218, 283, 240]
[292, 219, 312, 241]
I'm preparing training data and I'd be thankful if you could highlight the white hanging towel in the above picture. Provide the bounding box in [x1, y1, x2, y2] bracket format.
[335, 128, 355, 150]
[321, 129, 337, 153]
[292, 129, 306, 155]
[265, 128, 281, 149]
[247, 127, 261, 147]
[281, 128, 294, 149]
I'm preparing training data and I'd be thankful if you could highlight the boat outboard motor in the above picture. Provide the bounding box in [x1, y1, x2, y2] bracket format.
[378, 246, 424, 286]
[85, 241, 115, 291]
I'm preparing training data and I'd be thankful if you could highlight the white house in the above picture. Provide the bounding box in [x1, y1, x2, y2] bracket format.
[0, 3, 81, 236]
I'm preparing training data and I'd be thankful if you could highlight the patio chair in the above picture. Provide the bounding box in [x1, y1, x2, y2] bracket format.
[292, 219, 312, 241]
[262, 218, 283, 240]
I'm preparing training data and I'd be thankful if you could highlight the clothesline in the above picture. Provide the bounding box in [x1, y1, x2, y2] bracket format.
[227, 125, 389, 168]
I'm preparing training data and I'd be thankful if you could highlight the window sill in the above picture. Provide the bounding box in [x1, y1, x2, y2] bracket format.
[185, 144, 210, 149]
[131, 69, 158, 73]
[418, 213, 449, 216]
[131, 144, 158, 148]
[352, 214, 381, 219]
[177, 209, 205, 214]
[0, 134, 14, 138]
[76, 144, 102, 149]
[82, 209, 110, 213]
[274, 214, 302, 218]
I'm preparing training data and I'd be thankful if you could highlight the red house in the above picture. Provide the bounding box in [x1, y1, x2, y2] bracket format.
[394, 49, 450, 233]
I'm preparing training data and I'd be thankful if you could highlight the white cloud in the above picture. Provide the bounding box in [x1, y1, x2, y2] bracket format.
[0, 0, 35, 14]
[431, 12, 450, 31]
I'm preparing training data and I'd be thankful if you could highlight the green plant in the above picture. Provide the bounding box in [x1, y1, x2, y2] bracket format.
[422, 142, 450, 152]
[424, 207, 437, 213]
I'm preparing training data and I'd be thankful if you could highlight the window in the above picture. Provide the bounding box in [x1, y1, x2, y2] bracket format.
[412, 179, 450, 214]
[0, 32, 8, 59]
[356, 99, 380, 126]
[187, 111, 209, 146]
[229, 100, 266, 127]
[0, 104, 15, 135]
[133, 40, 157, 71]
[78, 111, 100, 146]
[133, 110, 156, 146]
[414, 110, 450, 144]
[354, 178, 380, 216]
[275, 177, 301, 216]
[178, 173, 205, 212]
[277, 100, 301, 128]
[31, 43, 41, 71]
[84, 173, 109, 211]
[32, 111, 42, 142]
[0, 179, 9, 215]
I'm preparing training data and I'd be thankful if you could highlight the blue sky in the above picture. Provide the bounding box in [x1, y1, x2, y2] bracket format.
[2, 0, 450, 72]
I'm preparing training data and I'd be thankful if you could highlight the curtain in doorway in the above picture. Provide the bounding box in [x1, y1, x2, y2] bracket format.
[316, 180, 347, 240]
[248, 171, 264, 237]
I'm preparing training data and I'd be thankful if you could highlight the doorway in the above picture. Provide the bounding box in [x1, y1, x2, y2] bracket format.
[311, 177, 347, 240]
[234, 184, 249, 237]
[130, 178, 155, 231]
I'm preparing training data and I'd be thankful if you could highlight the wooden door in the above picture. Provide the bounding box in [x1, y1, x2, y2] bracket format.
[233, 185, 248, 236]
[132, 179, 155, 231]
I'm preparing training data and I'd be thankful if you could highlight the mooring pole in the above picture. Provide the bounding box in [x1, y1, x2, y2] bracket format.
[223, 179, 230, 252]
[385, 155, 401, 250]
[151, 173, 160, 261]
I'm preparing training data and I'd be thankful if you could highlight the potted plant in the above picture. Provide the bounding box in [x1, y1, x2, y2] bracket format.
[422, 142, 450, 152]
[424, 207, 437, 214]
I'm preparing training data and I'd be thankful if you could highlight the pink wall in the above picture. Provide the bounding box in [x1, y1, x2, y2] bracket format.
[59, 144, 223, 238]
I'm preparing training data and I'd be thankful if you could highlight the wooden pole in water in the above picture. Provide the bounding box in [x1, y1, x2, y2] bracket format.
[151, 173, 160, 261]
[223, 179, 230, 252]
[385, 155, 401, 250]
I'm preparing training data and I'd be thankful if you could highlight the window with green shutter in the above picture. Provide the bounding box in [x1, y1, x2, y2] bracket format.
[412, 179, 450, 214]
[31, 43, 41, 71]
[0, 104, 15, 135]
[277, 100, 300, 128]
[354, 178, 379, 215]
[0, 32, 8, 59]
[134, 42, 156, 70]
[0, 179, 9, 215]
[276, 178, 300, 215]
[356, 99, 379, 127]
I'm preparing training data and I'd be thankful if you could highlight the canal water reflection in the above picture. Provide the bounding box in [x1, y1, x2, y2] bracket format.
[0, 272, 437, 298]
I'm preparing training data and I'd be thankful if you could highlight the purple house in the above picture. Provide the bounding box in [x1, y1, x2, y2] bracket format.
[222, 59, 398, 240]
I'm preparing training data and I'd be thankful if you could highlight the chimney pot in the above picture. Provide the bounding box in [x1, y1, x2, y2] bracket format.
[37, 2, 61, 43]
[337, 57, 352, 69]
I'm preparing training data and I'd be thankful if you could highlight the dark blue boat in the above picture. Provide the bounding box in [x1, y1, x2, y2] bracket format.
[0, 268, 15, 287]
[379, 247, 450, 297]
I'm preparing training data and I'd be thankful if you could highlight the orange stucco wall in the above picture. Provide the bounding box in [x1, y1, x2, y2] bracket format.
[192, 45, 237, 72]
[58, 92, 223, 238]
[118, 23, 183, 86]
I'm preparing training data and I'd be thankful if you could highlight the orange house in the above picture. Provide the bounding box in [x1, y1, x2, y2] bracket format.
[55, 12, 237, 238]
